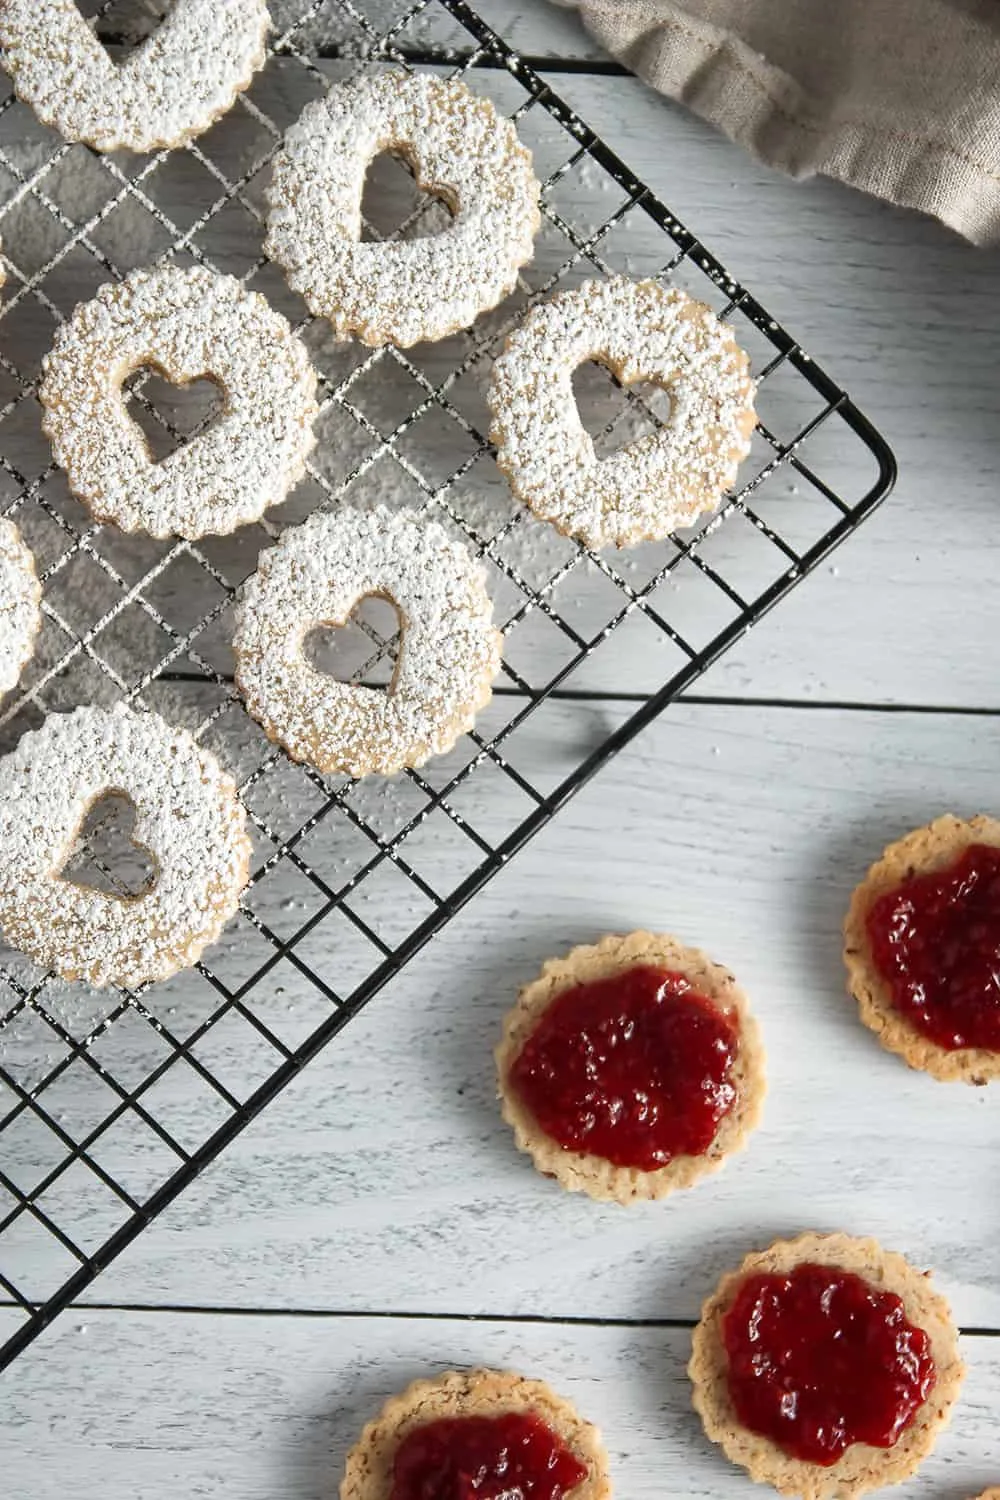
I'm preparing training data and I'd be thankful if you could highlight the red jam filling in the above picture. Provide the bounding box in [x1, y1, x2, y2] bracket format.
[723, 1263, 936, 1466]
[390, 1413, 588, 1500]
[508, 964, 738, 1170]
[866, 841, 1000, 1050]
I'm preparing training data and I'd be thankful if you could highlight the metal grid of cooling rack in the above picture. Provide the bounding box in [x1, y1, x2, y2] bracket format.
[0, 0, 895, 1369]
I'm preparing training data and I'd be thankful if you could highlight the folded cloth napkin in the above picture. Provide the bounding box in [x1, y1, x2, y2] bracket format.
[552, 0, 1000, 245]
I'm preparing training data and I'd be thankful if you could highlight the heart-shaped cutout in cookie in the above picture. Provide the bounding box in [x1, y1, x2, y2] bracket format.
[570, 358, 675, 461]
[303, 594, 403, 692]
[359, 150, 456, 244]
[74, 0, 170, 66]
[59, 790, 159, 901]
[124, 365, 224, 465]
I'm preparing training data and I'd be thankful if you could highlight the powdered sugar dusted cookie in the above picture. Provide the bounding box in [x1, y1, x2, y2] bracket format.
[233, 506, 502, 778]
[0, 518, 41, 698]
[690, 1232, 964, 1500]
[0, 0, 269, 153]
[0, 703, 251, 987]
[488, 276, 757, 549]
[496, 931, 765, 1203]
[341, 1370, 610, 1500]
[266, 71, 540, 346]
[40, 264, 318, 540]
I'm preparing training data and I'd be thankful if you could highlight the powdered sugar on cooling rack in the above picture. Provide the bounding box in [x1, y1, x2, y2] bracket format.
[0, 0, 269, 153]
[0, 519, 41, 697]
[233, 506, 503, 778]
[40, 264, 318, 541]
[0, 703, 251, 989]
[265, 70, 541, 347]
[488, 276, 757, 550]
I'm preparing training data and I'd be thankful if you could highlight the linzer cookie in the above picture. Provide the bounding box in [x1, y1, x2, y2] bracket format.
[266, 71, 541, 346]
[488, 276, 756, 549]
[0, 704, 251, 988]
[0, 0, 268, 152]
[40, 265, 318, 541]
[496, 931, 765, 1203]
[0, 518, 41, 698]
[233, 506, 502, 778]
[844, 814, 1000, 1083]
[341, 1370, 609, 1500]
[690, 1232, 964, 1499]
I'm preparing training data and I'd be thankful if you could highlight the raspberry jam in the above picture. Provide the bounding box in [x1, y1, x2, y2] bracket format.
[508, 964, 738, 1170]
[390, 1413, 588, 1500]
[723, 1264, 936, 1466]
[865, 842, 1000, 1050]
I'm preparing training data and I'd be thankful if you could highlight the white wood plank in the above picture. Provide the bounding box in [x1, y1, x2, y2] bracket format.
[1, 1308, 1000, 1500]
[3, 1308, 999, 1500]
[471, 2, 606, 59]
[5, 702, 1000, 1325]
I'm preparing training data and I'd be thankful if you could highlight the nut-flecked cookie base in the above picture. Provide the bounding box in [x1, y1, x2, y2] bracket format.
[689, 1231, 965, 1500]
[844, 814, 1000, 1083]
[495, 931, 766, 1204]
[340, 1370, 611, 1500]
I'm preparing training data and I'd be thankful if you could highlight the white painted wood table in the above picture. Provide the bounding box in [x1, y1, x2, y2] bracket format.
[4, 3, 1000, 1496]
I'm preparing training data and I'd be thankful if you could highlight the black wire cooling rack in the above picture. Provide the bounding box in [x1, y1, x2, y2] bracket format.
[0, 0, 895, 1369]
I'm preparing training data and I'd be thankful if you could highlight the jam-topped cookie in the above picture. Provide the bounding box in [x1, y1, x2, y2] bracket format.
[844, 814, 1000, 1082]
[341, 1370, 610, 1500]
[690, 1232, 964, 1499]
[495, 931, 765, 1203]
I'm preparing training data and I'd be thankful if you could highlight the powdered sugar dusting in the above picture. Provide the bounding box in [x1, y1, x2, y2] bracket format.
[488, 276, 757, 550]
[233, 506, 502, 778]
[0, 519, 41, 697]
[0, 703, 251, 988]
[0, 0, 269, 153]
[40, 264, 319, 541]
[265, 70, 541, 347]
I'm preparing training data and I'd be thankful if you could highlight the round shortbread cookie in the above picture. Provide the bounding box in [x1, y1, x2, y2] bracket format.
[265, 70, 541, 347]
[488, 276, 757, 549]
[0, 703, 251, 988]
[496, 930, 766, 1204]
[689, 1231, 964, 1500]
[0, 0, 269, 153]
[233, 506, 502, 778]
[0, 518, 41, 698]
[844, 814, 1000, 1084]
[341, 1370, 610, 1500]
[40, 264, 318, 540]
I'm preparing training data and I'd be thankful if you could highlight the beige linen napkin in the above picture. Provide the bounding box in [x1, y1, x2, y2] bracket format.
[553, 0, 1000, 244]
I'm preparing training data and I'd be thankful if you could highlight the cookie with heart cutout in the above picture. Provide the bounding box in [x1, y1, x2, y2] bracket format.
[0, 0, 269, 152]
